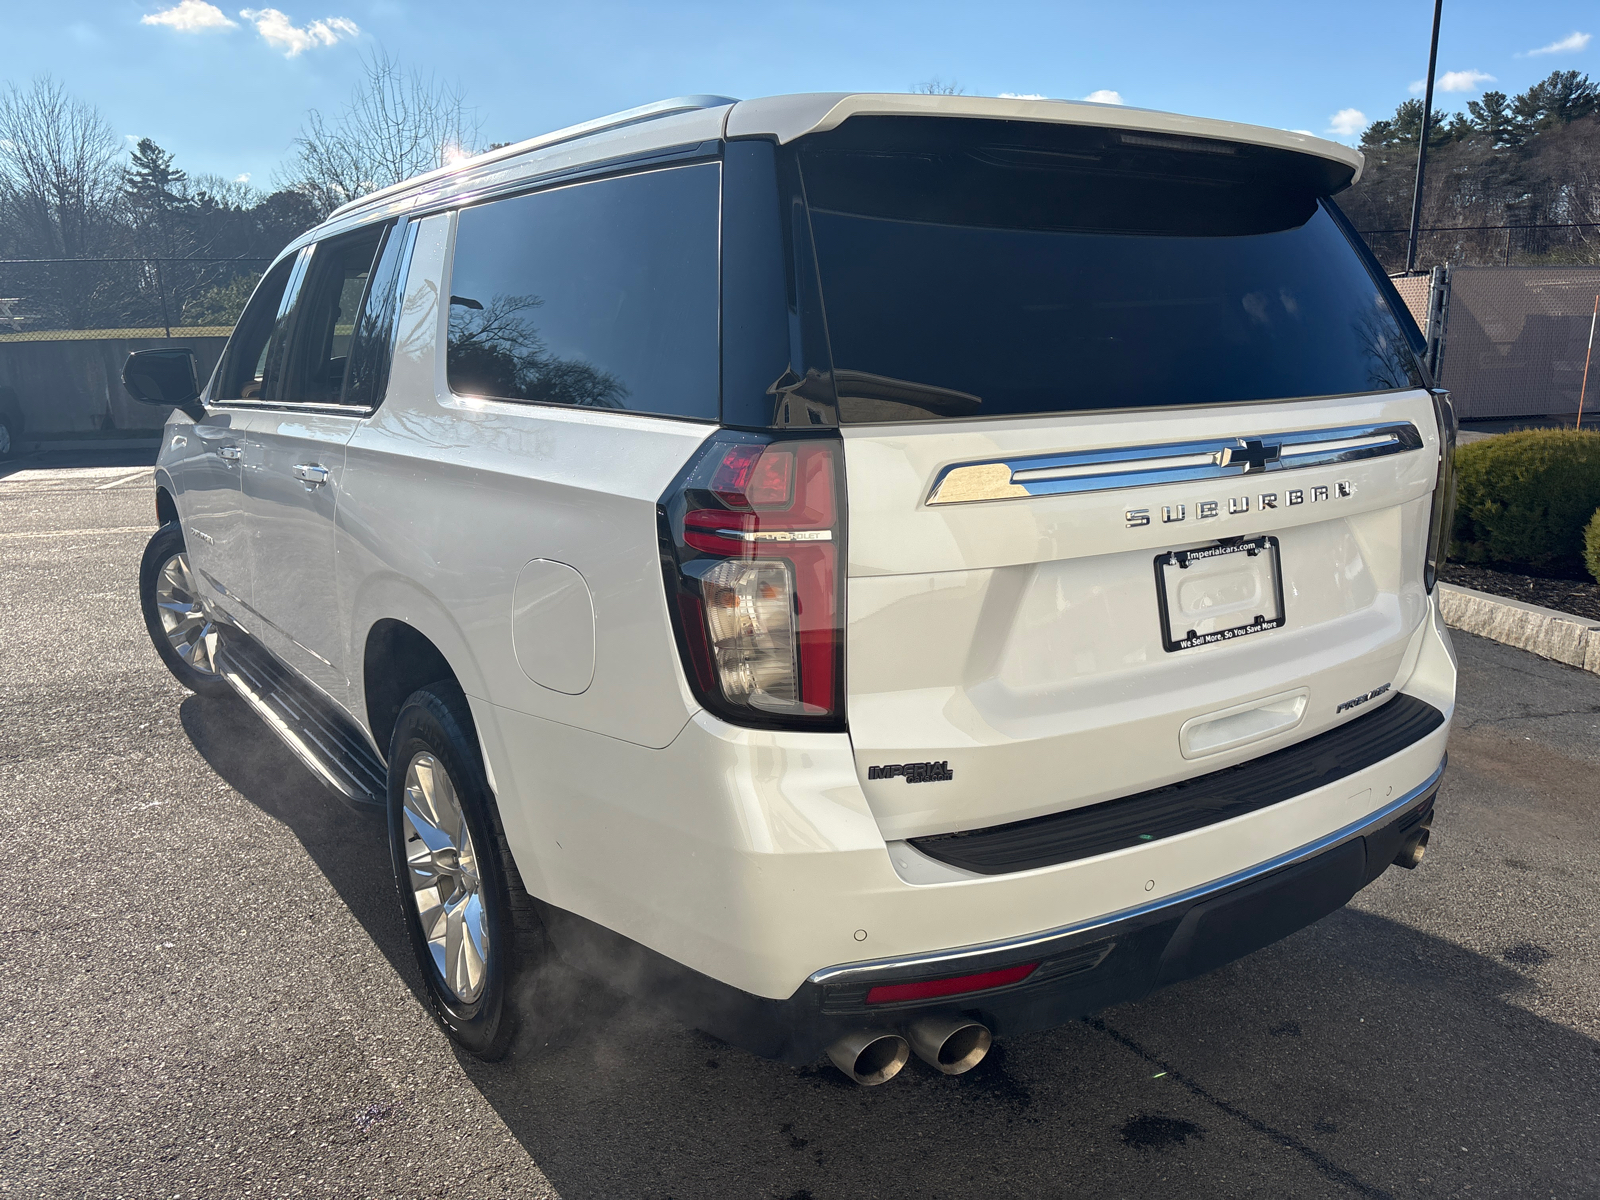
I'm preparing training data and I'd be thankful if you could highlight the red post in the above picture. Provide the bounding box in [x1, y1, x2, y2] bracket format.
[1579, 294, 1598, 431]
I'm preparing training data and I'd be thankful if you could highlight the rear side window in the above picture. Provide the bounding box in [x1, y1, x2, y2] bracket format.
[343, 220, 416, 410]
[796, 118, 1424, 424]
[446, 163, 720, 419]
[278, 224, 386, 405]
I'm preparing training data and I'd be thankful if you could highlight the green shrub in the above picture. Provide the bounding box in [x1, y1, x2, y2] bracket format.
[1451, 428, 1600, 577]
[1585, 507, 1600, 584]
[181, 272, 259, 328]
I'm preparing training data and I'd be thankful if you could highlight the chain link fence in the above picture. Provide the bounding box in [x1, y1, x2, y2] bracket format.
[1358, 221, 1600, 275]
[1390, 262, 1600, 422]
[1433, 265, 1600, 422]
[0, 256, 262, 445]
[0, 255, 267, 341]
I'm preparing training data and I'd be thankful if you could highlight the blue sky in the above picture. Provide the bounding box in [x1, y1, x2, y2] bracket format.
[2, 1, 1595, 188]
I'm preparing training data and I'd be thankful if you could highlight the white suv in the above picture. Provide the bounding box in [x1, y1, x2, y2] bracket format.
[125, 93, 1456, 1086]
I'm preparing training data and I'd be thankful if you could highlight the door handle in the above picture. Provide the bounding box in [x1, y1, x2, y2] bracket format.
[293, 463, 330, 487]
[218, 445, 241, 463]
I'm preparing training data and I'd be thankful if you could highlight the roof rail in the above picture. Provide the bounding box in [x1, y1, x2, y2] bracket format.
[328, 94, 740, 221]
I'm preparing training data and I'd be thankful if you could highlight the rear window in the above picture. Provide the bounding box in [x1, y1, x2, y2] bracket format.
[797, 118, 1423, 424]
[446, 163, 720, 420]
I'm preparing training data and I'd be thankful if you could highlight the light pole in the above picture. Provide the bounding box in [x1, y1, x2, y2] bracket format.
[1405, 0, 1444, 275]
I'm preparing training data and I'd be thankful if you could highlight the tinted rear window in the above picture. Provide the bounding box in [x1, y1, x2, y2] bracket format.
[446, 163, 720, 419]
[797, 118, 1422, 424]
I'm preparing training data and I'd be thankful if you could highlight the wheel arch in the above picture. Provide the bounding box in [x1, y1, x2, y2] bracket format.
[154, 484, 179, 528]
[350, 575, 538, 894]
[364, 619, 465, 758]
[351, 574, 490, 756]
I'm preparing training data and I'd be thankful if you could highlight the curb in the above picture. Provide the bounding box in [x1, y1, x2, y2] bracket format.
[1437, 583, 1600, 675]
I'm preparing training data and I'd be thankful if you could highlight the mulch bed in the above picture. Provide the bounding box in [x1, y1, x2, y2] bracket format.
[1440, 562, 1600, 622]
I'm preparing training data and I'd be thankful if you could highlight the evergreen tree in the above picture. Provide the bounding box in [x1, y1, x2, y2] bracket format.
[1360, 99, 1452, 151]
[1466, 91, 1519, 147]
[123, 137, 189, 218]
[1510, 71, 1598, 136]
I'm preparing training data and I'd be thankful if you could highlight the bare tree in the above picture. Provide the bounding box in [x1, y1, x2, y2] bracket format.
[914, 79, 966, 96]
[281, 49, 481, 219]
[0, 75, 123, 258]
[0, 75, 127, 326]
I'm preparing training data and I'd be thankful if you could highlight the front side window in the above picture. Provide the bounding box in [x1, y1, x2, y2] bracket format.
[445, 163, 720, 420]
[214, 256, 296, 401]
[795, 117, 1424, 424]
[278, 225, 387, 405]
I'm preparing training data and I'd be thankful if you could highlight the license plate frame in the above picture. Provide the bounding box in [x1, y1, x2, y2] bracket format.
[1154, 536, 1285, 653]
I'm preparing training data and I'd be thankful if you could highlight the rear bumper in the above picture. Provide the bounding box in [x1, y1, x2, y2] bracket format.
[539, 761, 1442, 1063]
[482, 591, 1456, 1038]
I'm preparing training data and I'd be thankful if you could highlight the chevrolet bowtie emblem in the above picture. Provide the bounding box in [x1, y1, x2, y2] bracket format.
[1218, 439, 1281, 474]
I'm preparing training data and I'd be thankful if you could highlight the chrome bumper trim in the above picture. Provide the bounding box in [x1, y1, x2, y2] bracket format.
[808, 757, 1446, 987]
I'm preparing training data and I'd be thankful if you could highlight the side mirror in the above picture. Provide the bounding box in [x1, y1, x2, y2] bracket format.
[123, 348, 204, 420]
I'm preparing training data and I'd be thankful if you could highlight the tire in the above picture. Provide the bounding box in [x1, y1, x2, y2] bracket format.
[0, 416, 15, 460]
[387, 681, 546, 1060]
[139, 522, 233, 698]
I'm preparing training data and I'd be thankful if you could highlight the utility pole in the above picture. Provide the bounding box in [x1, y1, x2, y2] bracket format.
[1405, 0, 1444, 275]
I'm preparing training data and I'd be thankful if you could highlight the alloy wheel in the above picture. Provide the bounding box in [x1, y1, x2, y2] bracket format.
[402, 751, 490, 1003]
[154, 552, 220, 676]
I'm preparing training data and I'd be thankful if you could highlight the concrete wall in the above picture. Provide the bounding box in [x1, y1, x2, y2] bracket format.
[0, 333, 228, 441]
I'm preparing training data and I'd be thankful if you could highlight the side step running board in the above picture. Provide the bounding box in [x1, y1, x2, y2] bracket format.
[216, 628, 388, 808]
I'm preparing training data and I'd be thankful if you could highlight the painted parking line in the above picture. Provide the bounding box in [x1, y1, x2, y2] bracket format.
[0, 525, 153, 540]
[96, 470, 152, 490]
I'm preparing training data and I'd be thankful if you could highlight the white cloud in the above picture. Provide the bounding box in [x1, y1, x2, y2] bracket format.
[1523, 31, 1591, 56]
[234, 172, 251, 183]
[1410, 69, 1495, 94]
[240, 8, 359, 56]
[1326, 108, 1367, 137]
[1083, 89, 1124, 105]
[999, 92, 1046, 100]
[142, 1, 236, 31]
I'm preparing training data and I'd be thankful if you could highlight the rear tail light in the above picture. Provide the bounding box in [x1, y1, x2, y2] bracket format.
[659, 432, 846, 730]
[1424, 388, 1457, 592]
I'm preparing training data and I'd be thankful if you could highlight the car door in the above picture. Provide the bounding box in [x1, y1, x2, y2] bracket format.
[236, 222, 395, 703]
[179, 256, 299, 614]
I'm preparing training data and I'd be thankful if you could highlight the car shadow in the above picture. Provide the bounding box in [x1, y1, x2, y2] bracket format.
[179, 693, 1600, 1199]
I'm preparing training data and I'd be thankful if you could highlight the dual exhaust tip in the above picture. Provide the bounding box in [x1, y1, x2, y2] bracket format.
[1393, 820, 1433, 870]
[829, 821, 1438, 1083]
[827, 1016, 993, 1086]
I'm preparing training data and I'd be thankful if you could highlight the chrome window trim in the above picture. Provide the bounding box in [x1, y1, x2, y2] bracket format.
[206, 400, 375, 418]
[808, 756, 1445, 986]
[925, 421, 1424, 506]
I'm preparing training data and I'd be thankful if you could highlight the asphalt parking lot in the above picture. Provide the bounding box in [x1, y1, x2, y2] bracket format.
[3, 458, 1598, 1200]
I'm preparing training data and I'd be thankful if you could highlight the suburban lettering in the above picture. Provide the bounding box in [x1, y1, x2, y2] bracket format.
[1228, 496, 1250, 514]
[1197, 500, 1219, 518]
[1312, 485, 1329, 502]
[1162, 504, 1186, 523]
[1126, 508, 1151, 528]
[1287, 489, 1304, 505]
[1259, 493, 1278, 509]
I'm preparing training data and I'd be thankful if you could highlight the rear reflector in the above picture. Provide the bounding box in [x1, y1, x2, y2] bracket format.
[864, 962, 1039, 1005]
